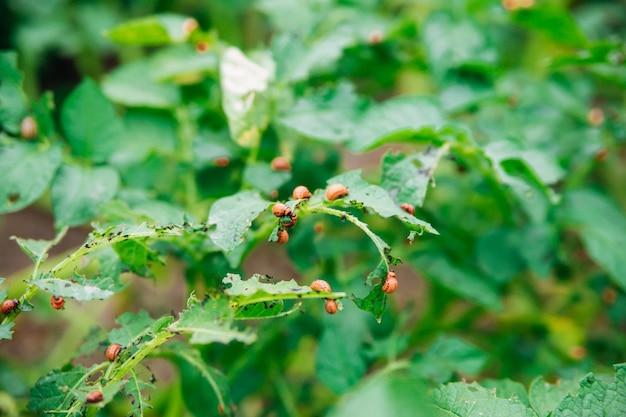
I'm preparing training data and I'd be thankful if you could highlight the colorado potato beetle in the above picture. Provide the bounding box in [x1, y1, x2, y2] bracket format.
[276, 229, 289, 244]
[0, 299, 18, 315]
[325, 184, 349, 201]
[86, 390, 103, 404]
[50, 295, 65, 310]
[324, 299, 339, 315]
[20, 116, 38, 139]
[271, 157, 291, 171]
[292, 186, 311, 200]
[400, 203, 415, 216]
[310, 279, 332, 293]
[382, 270, 398, 294]
[105, 343, 122, 362]
[272, 203, 291, 218]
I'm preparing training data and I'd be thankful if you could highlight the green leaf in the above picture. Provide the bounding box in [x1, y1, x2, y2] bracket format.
[27, 366, 88, 414]
[104, 13, 194, 45]
[234, 299, 287, 319]
[113, 239, 163, 278]
[352, 285, 388, 323]
[51, 164, 120, 228]
[381, 144, 450, 207]
[243, 162, 291, 195]
[316, 302, 369, 394]
[475, 228, 525, 284]
[0, 323, 15, 340]
[277, 82, 362, 144]
[28, 273, 119, 301]
[432, 381, 538, 417]
[273, 26, 356, 83]
[60, 78, 125, 162]
[108, 310, 155, 346]
[512, 4, 587, 48]
[207, 191, 271, 252]
[559, 189, 626, 291]
[481, 379, 530, 407]
[150, 44, 219, 83]
[529, 377, 580, 417]
[168, 344, 236, 417]
[410, 335, 487, 384]
[0, 142, 62, 214]
[173, 297, 256, 345]
[328, 372, 434, 417]
[31, 91, 56, 139]
[348, 96, 446, 152]
[328, 170, 437, 234]
[220, 47, 274, 148]
[124, 371, 154, 417]
[409, 252, 502, 311]
[0, 51, 28, 133]
[551, 365, 626, 417]
[102, 60, 181, 108]
[422, 11, 497, 80]
[10, 226, 67, 265]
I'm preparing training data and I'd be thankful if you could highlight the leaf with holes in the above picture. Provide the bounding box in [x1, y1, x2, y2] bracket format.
[29, 273, 121, 301]
[207, 191, 271, 252]
[327, 170, 437, 234]
[0, 142, 62, 214]
[381, 145, 450, 207]
[173, 297, 256, 345]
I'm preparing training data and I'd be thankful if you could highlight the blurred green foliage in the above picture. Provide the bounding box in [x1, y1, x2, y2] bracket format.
[1, 0, 626, 416]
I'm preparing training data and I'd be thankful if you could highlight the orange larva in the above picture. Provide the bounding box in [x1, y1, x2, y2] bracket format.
[400, 203, 415, 216]
[310, 279, 332, 293]
[50, 295, 65, 310]
[382, 270, 398, 294]
[276, 229, 289, 244]
[0, 299, 18, 315]
[272, 203, 291, 217]
[105, 343, 122, 362]
[292, 186, 311, 200]
[271, 157, 291, 171]
[325, 184, 349, 201]
[214, 157, 230, 167]
[324, 299, 339, 315]
[86, 390, 103, 404]
[20, 116, 38, 139]
[280, 212, 297, 228]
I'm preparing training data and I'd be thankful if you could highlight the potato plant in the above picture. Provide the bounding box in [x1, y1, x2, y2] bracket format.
[1, 0, 626, 416]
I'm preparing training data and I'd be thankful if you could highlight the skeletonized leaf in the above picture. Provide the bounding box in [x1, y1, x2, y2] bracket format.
[28, 273, 120, 301]
[124, 371, 154, 417]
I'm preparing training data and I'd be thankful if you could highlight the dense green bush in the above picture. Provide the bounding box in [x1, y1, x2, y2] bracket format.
[1, 0, 626, 416]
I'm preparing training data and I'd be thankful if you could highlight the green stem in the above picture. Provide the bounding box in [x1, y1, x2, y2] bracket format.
[3, 224, 188, 328]
[308, 205, 392, 270]
[175, 106, 200, 211]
